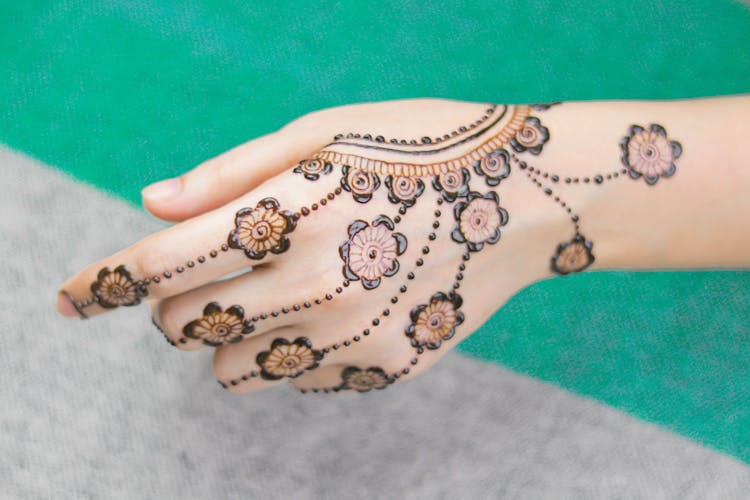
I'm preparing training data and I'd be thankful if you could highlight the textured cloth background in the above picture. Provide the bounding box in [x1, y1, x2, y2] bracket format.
[2, 147, 749, 499]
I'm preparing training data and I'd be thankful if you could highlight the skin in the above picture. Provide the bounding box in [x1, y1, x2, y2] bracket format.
[57, 96, 750, 394]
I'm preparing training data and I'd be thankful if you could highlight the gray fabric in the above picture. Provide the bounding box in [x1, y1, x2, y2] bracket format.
[1, 146, 748, 500]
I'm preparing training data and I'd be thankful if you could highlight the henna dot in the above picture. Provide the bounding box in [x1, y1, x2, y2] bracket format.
[353, 335, 360, 342]
[437, 198, 444, 206]
[293, 304, 301, 312]
[421, 136, 432, 144]
[312, 203, 319, 211]
[422, 246, 430, 254]
[456, 273, 464, 281]
[143, 278, 151, 285]
[400, 285, 407, 293]
[372, 318, 380, 326]
[251, 315, 259, 322]
[335, 187, 343, 195]
[282, 307, 289, 314]
[614, 172, 619, 178]
[462, 253, 471, 261]
[230, 380, 238, 386]
[363, 134, 371, 140]
[391, 296, 398, 304]
[251, 371, 259, 377]
[433, 221, 440, 229]
[402, 368, 410, 375]
[434, 210, 441, 217]
[179, 338, 188, 344]
[394, 373, 401, 379]
[176, 266, 184, 273]
[594, 175, 603, 184]
[444, 134, 450, 140]
[271, 311, 279, 317]
[376, 135, 384, 142]
[327, 192, 335, 200]
[363, 329, 370, 336]
[416, 258, 424, 266]
[343, 340, 351, 347]
[153, 276, 161, 284]
[459, 126, 467, 132]
[346, 133, 354, 138]
[573, 178, 579, 183]
[400, 139, 407, 145]
[241, 375, 249, 381]
[410, 139, 417, 145]
[554, 196, 560, 202]
[459, 263, 466, 271]
[260, 313, 268, 320]
[566, 207, 572, 213]
[312, 388, 319, 393]
[354, 134, 361, 138]
[407, 272, 415, 280]
[221, 244, 229, 251]
[303, 302, 311, 308]
[398, 206, 407, 215]
[187, 261, 195, 268]
[334, 134, 343, 140]
[621, 168, 628, 174]
[210, 250, 218, 258]
[453, 282, 460, 290]
[417, 347, 425, 354]
[451, 131, 458, 137]
[428, 233, 436, 241]
[583, 177, 590, 183]
[325, 293, 333, 300]
[606, 174, 612, 180]
[411, 358, 419, 366]
[323, 347, 330, 353]
[343, 280, 350, 287]
[198, 256, 206, 263]
[219, 381, 228, 389]
[314, 299, 321, 305]
[163, 271, 172, 279]
[300, 388, 307, 394]
[520, 161, 527, 170]
[394, 216, 401, 224]
[383, 309, 390, 316]
[336, 287, 343, 294]
[572, 215, 580, 222]
[544, 188, 552, 195]
[301, 207, 310, 216]
[320, 199, 327, 206]
[565, 177, 571, 184]
[333, 344, 340, 350]
[543, 172, 549, 178]
[552, 175, 559, 182]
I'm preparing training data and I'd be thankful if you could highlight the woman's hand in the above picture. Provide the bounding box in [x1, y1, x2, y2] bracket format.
[59, 96, 729, 394]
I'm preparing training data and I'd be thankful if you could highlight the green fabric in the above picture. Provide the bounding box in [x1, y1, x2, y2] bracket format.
[1, 1, 748, 460]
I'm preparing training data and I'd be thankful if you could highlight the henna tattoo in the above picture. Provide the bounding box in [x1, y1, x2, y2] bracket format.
[293, 158, 333, 181]
[551, 235, 595, 275]
[183, 302, 254, 347]
[473, 148, 511, 186]
[91, 266, 147, 308]
[510, 116, 549, 155]
[256, 337, 323, 380]
[621, 124, 682, 185]
[433, 168, 471, 202]
[451, 191, 508, 252]
[405, 291, 464, 350]
[340, 165, 380, 203]
[339, 366, 391, 392]
[227, 197, 298, 259]
[384, 175, 425, 206]
[340, 216, 407, 290]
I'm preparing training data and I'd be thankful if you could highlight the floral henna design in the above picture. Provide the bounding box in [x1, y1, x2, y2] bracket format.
[452, 191, 509, 252]
[340, 215, 407, 290]
[227, 197, 299, 260]
[432, 168, 470, 202]
[474, 148, 511, 186]
[256, 337, 323, 380]
[183, 302, 254, 347]
[384, 175, 425, 206]
[91, 265, 147, 308]
[293, 158, 333, 181]
[621, 124, 682, 185]
[341, 165, 381, 203]
[406, 292, 464, 350]
[550, 235, 595, 275]
[339, 366, 391, 392]
[510, 116, 549, 155]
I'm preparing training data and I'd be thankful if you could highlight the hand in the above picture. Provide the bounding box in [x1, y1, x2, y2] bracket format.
[58, 98, 636, 394]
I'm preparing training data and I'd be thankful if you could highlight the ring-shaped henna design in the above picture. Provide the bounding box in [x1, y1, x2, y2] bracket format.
[91, 265, 147, 308]
[293, 158, 334, 181]
[339, 366, 392, 392]
[432, 167, 471, 202]
[550, 235, 595, 275]
[341, 165, 381, 203]
[384, 175, 425, 207]
[256, 337, 323, 380]
[510, 116, 549, 155]
[340, 215, 408, 290]
[473, 148, 511, 186]
[227, 197, 299, 260]
[183, 302, 254, 347]
[451, 191, 509, 252]
[620, 124, 682, 185]
[405, 291, 464, 350]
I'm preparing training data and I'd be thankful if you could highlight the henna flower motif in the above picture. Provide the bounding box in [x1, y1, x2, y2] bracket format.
[341, 165, 380, 203]
[550, 235, 595, 275]
[293, 158, 333, 181]
[473, 148, 511, 186]
[183, 302, 254, 347]
[432, 168, 470, 202]
[228, 198, 299, 260]
[406, 292, 464, 350]
[340, 215, 407, 290]
[256, 337, 323, 380]
[91, 265, 146, 308]
[510, 116, 549, 155]
[340, 366, 391, 392]
[385, 175, 425, 207]
[451, 191, 508, 252]
[621, 124, 682, 185]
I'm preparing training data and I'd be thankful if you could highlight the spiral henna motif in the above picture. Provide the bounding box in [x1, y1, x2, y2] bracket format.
[65, 103, 683, 396]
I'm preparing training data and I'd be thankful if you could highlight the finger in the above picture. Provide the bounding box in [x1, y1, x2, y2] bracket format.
[142, 123, 329, 222]
[152, 264, 328, 351]
[289, 363, 393, 394]
[58, 167, 343, 319]
[213, 326, 324, 394]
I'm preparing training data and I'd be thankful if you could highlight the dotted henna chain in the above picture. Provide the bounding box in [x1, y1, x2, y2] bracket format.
[66, 107, 683, 394]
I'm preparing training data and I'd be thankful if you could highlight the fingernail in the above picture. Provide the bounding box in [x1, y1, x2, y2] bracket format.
[57, 291, 85, 319]
[142, 177, 182, 201]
